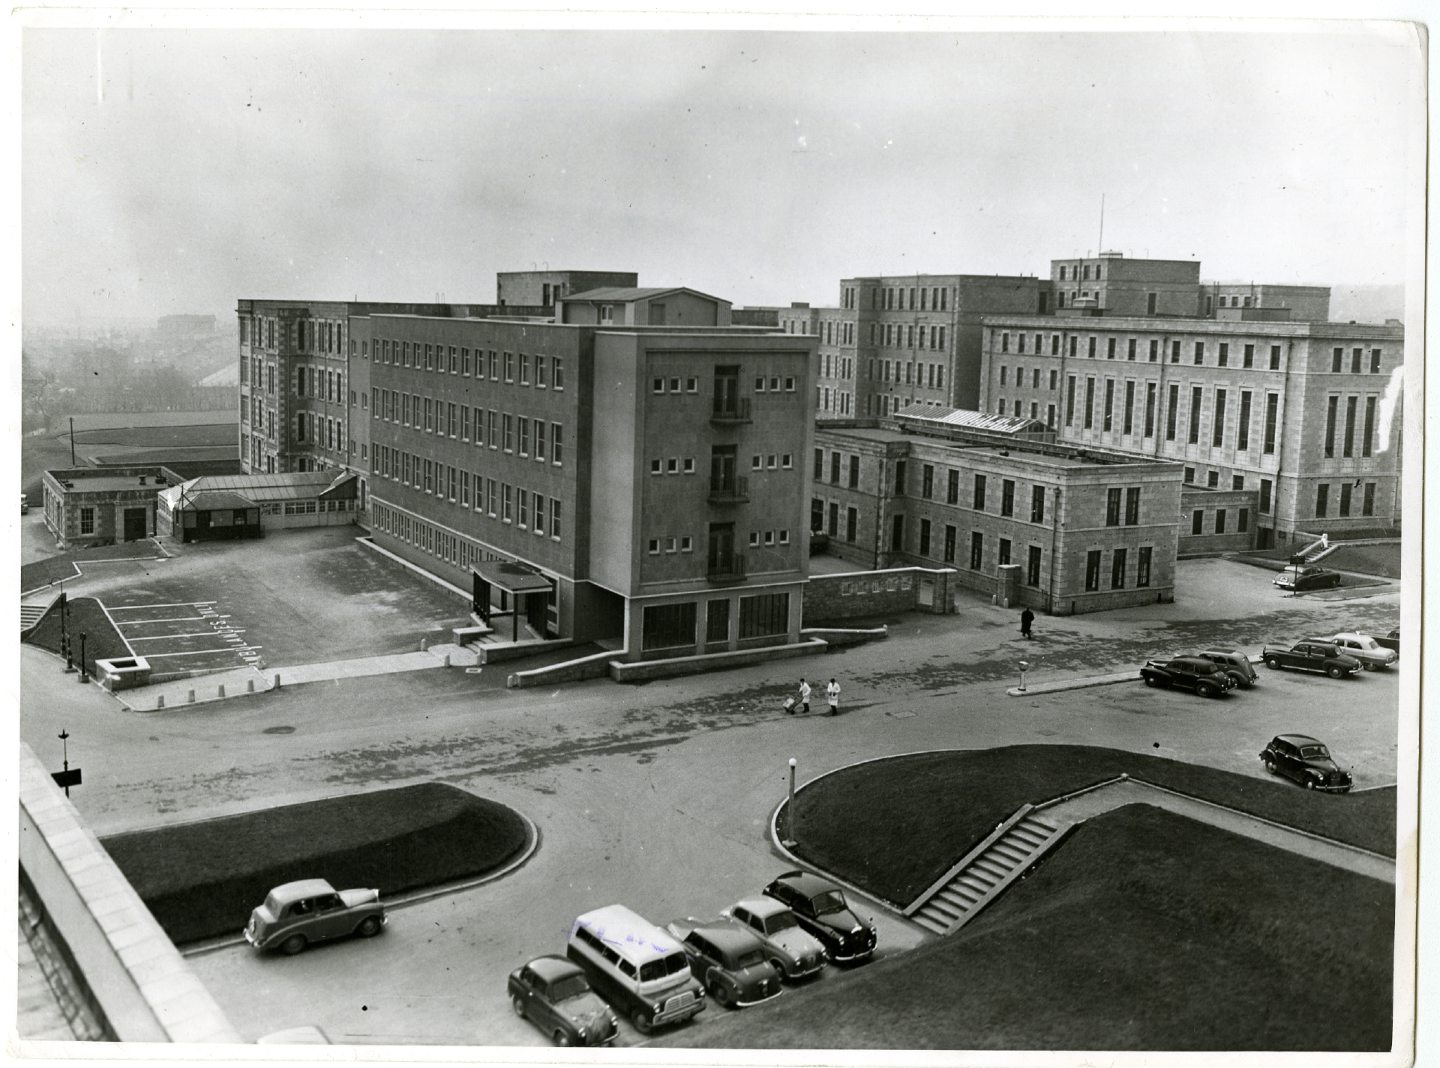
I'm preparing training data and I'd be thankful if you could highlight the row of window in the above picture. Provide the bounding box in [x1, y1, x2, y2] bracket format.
[296, 365, 345, 403]
[240, 315, 344, 355]
[641, 592, 789, 653]
[869, 322, 949, 352]
[370, 391, 565, 464]
[371, 503, 552, 587]
[653, 374, 797, 395]
[817, 353, 854, 380]
[1323, 395, 1381, 459]
[866, 358, 947, 390]
[295, 412, 342, 452]
[369, 339, 566, 391]
[646, 529, 792, 555]
[1188, 507, 1252, 536]
[1057, 378, 1281, 454]
[816, 386, 853, 415]
[370, 445, 563, 541]
[1315, 481, 1380, 519]
[650, 454, 795, 476]
[244, 357, 278, 394]
[998, 330, 1297, 371]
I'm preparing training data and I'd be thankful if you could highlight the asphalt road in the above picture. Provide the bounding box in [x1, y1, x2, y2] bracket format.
[18, 557, 1408, 1048]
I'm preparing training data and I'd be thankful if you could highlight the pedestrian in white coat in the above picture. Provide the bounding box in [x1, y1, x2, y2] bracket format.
[825, 678, 840, 716]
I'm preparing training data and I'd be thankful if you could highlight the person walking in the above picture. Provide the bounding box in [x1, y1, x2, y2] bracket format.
[797, 678, 812, 715]
[1020, 607, 1035, 640]
[825, 677, 840, 716]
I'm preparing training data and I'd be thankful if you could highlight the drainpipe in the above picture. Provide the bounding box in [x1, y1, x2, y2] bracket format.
[1047, 486, 1061, 613]
[872, 454, 886, 569]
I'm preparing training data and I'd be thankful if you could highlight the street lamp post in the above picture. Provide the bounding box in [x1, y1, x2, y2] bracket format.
[58, 730, 72, 797]
[60, 593, 75, 673]
[1018, 660, 1030, 693]
[78, 632, 89, 684]
[783, 757, 798, 848]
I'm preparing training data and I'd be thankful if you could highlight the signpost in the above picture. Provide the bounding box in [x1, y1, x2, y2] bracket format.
[783, 757, 798, 848]
[52, 730, 82, 797]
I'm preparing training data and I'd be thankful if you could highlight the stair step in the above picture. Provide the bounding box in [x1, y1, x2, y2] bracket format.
[936, 886, 979, 909]
[991, 841, 1031, 864]
[1011, 824, 1052, 845]
[956, 873, 994, 897]
[1022, 815, 1060, 834]
[923, 899, 964, 923]
[973, 856, 1016, 879]
[912, 913, 949, 935]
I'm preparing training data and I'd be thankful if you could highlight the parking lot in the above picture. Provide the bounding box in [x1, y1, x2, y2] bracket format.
[106, 600, 263, 674]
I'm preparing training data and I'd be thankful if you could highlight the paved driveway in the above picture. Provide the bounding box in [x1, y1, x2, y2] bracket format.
[19, 554, 1409, 1048]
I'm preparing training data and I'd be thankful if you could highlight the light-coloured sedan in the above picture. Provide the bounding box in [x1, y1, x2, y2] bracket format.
[722, 896, 828, 981]
[1319, 632, 1398, 671]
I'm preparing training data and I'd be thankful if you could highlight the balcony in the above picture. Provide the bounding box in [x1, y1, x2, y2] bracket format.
[710, 397, 752, 426]
[706, 552, 746, 584]
[707, 475, 749, 504]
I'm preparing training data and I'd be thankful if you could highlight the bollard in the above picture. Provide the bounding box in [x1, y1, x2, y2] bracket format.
[218, 684, 225, 698]
[444, 654, 451, 668]
[274, 673, 282, 689]
[156, 695, 165, 709]
[187, 689, 196, 703]
[247, 679, 255, 693]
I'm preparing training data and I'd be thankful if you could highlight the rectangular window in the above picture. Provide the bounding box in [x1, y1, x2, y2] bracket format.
[973, 474, 987, 512]
[518, 417, 530, 456]
[850, 455, 861, 489]
[1315, 484, 1329, 518]
[1166, 384, 1179, 441]
[919, 518, 932, 557]
[1137, 546, 1152, 588]
[739, 593, 789, 640]
[1149, 339, 1158, 362]
[970, 531, 984, 570]
[1362, 396, 1376, 457]
[1083, 378, 1094, 429]
[1125, 487, 1141, 526]
[1324, 396, 1338, 457]
[1171, 340, 1181, 363]
[1105, 488, 1121, 527]
[1363, 483, 1375, 517]
[551, 498, 561, 539]
[1107, 337, 1116, 359]
[1238, 508, 1249, 532]
[1237, 391, 1252, 451]
[922, 464, 934, 499]
[1260, 478, 1272, 514]
[1339, 482, 1352, 517]
[1031, 485, 1045, 524]
[1001, 479, 1015, 517]
[503, 414, 515, 452]
[1065, 376, 1076, 425]
[1370, 348, 1382, 374]
[943, 524, 956, 563]
[998, 538, 1011, 566]
[1243, 343, 1254, 368]
[1218, 343, 1228, 367]
[1270, 345, 1281, 370]
[1188, 386, 1203, 444]
[1111, 547, 1127, 589]
[1103, 379, 1114, 431]
[1144, 383, 1156, 438]
[1212, 389, 1226, 448]
[1342, 396, 1357, 457]
[1191, 510, 1204, 535]
[1085, 550, 1101, 591]
[79, 507, 95, 535]
[1215, 508, 1227, 534]
[1127, 338, 1136, 361]
[551, 422, 564, 465]
[1263, 393, 1278, 454]
[1123, 381, 1135, 435]
[1351, 347, 1362, 374]
[1027, 545, 1042, 587]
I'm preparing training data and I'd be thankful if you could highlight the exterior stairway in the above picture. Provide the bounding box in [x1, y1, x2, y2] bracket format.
[906, 808, 1069, 936]
[20, 603, 46, 632]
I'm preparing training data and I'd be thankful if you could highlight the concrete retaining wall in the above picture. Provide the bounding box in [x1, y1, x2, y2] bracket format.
[804, 566, 955, 622]
[608, 638, 827, 683]
[17, 743, 240, 1043]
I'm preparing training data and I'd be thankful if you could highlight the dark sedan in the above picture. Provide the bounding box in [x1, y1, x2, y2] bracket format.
[1259, 734, 1354, 793]
[1273, 565, 1342, 592]
[1139, 656, 1236, 697]
[664, 919, 782, 1009]
[762, 871, 876, 963]
[508, 955, 618, 1047]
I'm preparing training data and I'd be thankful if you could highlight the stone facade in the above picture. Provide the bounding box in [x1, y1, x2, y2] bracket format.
[40, 466, 175, 549]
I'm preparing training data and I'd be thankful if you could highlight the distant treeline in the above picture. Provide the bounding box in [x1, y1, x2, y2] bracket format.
[43, 385, 235, 422]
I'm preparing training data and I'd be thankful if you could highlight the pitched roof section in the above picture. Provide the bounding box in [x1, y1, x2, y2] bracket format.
[894, 402, 1049, 436]
[561, 285, 726, 304]
[164, 470, 358, 502]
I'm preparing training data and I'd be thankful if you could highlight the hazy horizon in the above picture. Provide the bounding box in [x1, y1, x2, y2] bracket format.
[20, 22, 1426, 329]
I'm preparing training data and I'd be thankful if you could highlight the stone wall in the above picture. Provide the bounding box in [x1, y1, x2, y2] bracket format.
[803, 566, 954, 622]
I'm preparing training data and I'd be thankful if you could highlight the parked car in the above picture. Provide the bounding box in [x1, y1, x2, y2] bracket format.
[508, 955, 618, 1047]
[1261, 641, 1362, 678]
[722, 897, 827, 981]
[566, 905, 705, 1034]
[762, 871, 876, 963]
[1318, 632, 1398, 671]
[1273, 565, 1342, 592]
[1194, 649, 1259, 689]
[1375, 629, 1401, 654]
[1259, 734, 1354, 792]
[243, 878, 386, 955]
[1138, 656, 1237, 697]
[664, 918, 783, 1008]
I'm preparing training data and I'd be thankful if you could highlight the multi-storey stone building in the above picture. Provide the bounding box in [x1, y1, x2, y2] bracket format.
[813, 407, 1180, 614]
[241, 285, 817, 658]
[977, 313, 1403, 547]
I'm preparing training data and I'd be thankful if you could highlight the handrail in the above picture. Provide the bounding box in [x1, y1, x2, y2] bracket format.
[1031, 774, 1129, 811]
[903, 804, 1034, 916]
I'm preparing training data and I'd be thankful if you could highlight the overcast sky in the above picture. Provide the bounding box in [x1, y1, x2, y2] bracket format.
[19, 21, 1425, 327]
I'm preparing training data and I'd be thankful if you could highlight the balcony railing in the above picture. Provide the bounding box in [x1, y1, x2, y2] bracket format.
[710, 397, 752, 425]
[705, 552, 746, 583]
[707, 475, 749, 504]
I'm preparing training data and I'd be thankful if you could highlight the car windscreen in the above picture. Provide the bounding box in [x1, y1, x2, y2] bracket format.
[812, 890, 847, 914]
[765, 912, 798, 933]
[735, 949, 766, 969]
[639, 953, 690, 982]
[1299, 745, 1330, 760]
[549, 975, 590, 1001]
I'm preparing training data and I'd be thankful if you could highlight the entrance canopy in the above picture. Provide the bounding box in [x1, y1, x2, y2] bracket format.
[471, 559, 554, 641]
[472, 559, 554, 595]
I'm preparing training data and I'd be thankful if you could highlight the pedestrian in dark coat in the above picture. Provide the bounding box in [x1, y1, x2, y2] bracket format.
[1020, 607, 1035, 640]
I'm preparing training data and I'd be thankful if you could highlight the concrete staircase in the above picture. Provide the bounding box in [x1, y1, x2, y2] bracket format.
[20, 604, 46, 632]
[906, 807, 1069, 936]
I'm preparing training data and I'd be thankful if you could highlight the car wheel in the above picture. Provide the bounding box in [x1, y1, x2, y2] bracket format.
[1263, 656, 1280, 670]
[1263, 758, 1277, 774]
[1304, 779, 1316, 790]
[553, 1030, 573, 1047]
[1196, 682, 1216, 698]
[1142, 675, 1157, 687]
[280, 934, 307, 956]
[1360, 661, 1375, 671]
[1327, 664, 1345, 679]
[356, 916, 382, 937]
[511, 995, 526, 1019]
[770, 958, 788, 979]
[630, 1011, 652, 1035]
[709, 976, 734, 1008]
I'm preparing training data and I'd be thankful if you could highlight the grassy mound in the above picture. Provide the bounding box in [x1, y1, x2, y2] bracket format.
[22, 595, 131, 676]
[784, 745, 1395, 905]
[101, 782, 529, 945]
[653, 804, 1394, 1050]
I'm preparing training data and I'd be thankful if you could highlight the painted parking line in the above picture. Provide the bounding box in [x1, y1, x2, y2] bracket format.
[138, 646, 263, 660]
[106, 601, 217, 612]
[125, 632, 238, 642]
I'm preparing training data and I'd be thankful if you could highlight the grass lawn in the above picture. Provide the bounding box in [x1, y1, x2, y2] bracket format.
[100, 783, 529, 945]
[653, 804, 1394, 1051]
[22, 595, 132, 677]
[1323, 543, 1403, 580]
[784, 745, 1394, 906]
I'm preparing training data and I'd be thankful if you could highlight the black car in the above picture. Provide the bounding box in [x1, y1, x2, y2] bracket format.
[1139, 656, 1236, 697]
[762, 871, 876, 963]
[1273, 565, 1342, 592]
[663, 919, 782, 1009]
[1259, 734, 1354, 793]
[1261, 641, 1362, 678]
[1375, 628, 1401, 654]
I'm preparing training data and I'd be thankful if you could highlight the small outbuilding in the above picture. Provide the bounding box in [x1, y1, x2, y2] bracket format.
[158, 487, 262, 543]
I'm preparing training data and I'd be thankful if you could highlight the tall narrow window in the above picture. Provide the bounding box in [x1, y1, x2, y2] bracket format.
[1362, 396, 1376, 457]
[1262, 393, 1278, 454]
[1324, 396, 1338, 457]
[1342, 396, 1357, 457]
[1212, 389, 1226, 448]
[1188, 386, 1203, 444]
[1315, 484, 1329, 518]
[1123, 381, 1135, 435]
[1165, 384, 1179, 441]
[1144, 383, 1156, 437]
